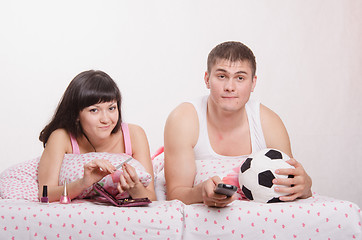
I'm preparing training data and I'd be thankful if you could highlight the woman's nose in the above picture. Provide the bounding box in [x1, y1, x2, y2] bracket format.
[99, 111, 110, 123]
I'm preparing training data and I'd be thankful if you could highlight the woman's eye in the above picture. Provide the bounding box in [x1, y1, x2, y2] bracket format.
[109, 106, 116, 111]
[89, 108, 98, 113]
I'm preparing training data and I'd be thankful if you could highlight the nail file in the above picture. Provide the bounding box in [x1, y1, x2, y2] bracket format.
[115, 157, 132, 170]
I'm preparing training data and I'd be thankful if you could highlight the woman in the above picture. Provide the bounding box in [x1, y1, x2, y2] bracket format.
[38, 70, 156, 202]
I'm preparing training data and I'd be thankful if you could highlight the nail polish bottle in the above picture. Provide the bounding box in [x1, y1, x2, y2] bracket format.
[60, 180, 71, 204]
[40, 185, 49, 203]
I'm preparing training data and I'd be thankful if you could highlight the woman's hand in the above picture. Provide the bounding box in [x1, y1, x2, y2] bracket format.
[117, 163, 144, 198]
[273, 158, 312, 201]
[82, 159, 116, 187]
[202, 176, 236, 208]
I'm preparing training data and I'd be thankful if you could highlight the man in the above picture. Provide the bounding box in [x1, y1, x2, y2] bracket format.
[164, 41, 312, 207]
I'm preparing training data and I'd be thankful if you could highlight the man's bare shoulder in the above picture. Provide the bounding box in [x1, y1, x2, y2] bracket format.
[260, 104, 292, 156]
[260, 104, 283, 124]
[166, 102, 198, 124]
[165, 102, 199, 147]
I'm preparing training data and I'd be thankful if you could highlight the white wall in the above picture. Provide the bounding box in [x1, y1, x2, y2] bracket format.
[1, 0, 361, 207]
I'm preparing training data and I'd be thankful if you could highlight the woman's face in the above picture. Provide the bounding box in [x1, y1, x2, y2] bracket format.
[78, 100, 119, 140]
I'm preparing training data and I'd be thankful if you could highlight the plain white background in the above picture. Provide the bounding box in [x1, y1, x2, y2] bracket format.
[0, 0, 361, 207]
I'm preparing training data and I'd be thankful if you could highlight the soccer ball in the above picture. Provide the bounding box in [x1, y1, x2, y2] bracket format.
[239, 148, 294, 203]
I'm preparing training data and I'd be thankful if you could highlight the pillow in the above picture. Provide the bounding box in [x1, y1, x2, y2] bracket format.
[152, 151, 167, 201]
[0, 157, 40, 201]
[59, 152, 152, 198]
[151, 149, 247, 201]
[0, 152, 152, 201]
[194, 158, 247, 200]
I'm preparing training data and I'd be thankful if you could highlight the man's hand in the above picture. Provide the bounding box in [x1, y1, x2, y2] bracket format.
[202, 176, 236, 207]
[273, 158, 312, 201]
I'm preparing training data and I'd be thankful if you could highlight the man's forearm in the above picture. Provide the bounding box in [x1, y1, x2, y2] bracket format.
[166, 183, 204, 205]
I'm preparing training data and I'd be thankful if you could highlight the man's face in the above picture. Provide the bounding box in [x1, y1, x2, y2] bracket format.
[205, 59, 257, 113]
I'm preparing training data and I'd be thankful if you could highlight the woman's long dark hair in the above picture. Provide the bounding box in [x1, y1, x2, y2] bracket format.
[39, 70, 122, 147]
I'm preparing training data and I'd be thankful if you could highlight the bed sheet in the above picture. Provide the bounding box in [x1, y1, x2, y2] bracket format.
[1, 195, 361, 240]
[0, 199, 185, 240]
[182, 194, 362, 239]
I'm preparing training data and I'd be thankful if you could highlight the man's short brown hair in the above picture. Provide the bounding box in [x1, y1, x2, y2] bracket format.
[207, 41, 256, 77]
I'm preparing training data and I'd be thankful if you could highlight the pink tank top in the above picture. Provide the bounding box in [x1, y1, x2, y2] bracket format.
[69, 123, 132, 156]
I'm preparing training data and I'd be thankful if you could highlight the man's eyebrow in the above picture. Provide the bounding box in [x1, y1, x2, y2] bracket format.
[215, 69, 248, 75]
[235, 70, 248, 75]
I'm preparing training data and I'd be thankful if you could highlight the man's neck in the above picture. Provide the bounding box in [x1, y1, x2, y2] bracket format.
[206, 98, 248, 132]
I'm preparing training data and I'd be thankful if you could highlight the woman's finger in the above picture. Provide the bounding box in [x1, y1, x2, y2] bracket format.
[123, 163, 139, 183]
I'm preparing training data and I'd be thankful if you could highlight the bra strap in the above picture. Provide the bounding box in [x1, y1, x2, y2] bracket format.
[121, 123, 132, 156]
[69, 134, 80, 154]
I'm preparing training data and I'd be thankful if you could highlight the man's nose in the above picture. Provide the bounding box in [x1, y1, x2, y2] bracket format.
[224, 78, 235, 92]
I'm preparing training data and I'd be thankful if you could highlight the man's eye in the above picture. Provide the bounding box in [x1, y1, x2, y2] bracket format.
[218, 75, 225, 79]
[238, 76, 244, 80]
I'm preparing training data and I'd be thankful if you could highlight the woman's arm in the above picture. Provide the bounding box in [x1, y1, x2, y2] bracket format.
[118, 124, 156, 201]
[38, 129, 115, 202]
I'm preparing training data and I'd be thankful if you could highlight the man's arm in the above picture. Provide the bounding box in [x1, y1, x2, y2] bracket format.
[260, 104, 312, 200]
[164, 103, 202, 204]
[164, 103, 234, 206]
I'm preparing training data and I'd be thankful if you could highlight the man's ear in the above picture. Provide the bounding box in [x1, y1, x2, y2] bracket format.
[251, 75, 257, 92]
[204, 71, 210, 89]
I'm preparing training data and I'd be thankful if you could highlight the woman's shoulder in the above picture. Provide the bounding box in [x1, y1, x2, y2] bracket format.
[48, 128, 71, 139]
[46, 128, 73, 153]
[126, 123, 146, 136]
[125, 123, 150, 154]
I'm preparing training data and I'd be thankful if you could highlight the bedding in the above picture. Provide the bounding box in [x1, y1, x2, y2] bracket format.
[0, 195, 361, 239]
[0, 152, 151, 200]
[152, 151, 246, 200]
[0, 198, 185, 239]
[0, 151, 361, 239]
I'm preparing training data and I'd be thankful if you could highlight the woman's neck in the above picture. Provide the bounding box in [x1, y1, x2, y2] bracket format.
[79, 132, 122, 153]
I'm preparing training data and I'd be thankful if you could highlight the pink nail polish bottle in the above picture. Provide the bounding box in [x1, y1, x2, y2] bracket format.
[60, 180, 71, 204]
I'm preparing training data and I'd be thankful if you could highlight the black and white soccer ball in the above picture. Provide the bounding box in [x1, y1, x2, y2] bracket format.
[239, 148, 294, 203]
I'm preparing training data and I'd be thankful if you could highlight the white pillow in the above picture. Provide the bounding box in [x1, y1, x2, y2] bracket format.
[59, 152, 152, 198]
[152, 154, 248, 201]
[0, 152, 152, 201]
[0, 158, 39, 201]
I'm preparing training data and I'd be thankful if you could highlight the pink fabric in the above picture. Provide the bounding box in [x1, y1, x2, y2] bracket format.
[121, 123, 132, 156]
[70, 134, 80, 154]
[151, 146, 164, 160]
[69, 122, 132, 156]
[59, 153, 151, 198]
[0, 195, 361, 239]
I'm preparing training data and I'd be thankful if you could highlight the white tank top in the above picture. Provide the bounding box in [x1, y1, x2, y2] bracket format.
[189, 95, 267, 161]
